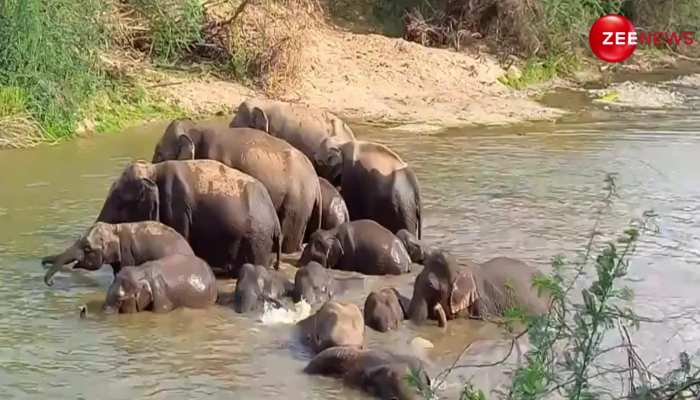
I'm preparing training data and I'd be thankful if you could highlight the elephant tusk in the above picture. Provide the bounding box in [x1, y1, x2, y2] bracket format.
[433, 303, 447, 329]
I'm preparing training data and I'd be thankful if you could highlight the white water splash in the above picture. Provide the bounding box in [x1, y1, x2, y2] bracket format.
[258, 300, 312, 325]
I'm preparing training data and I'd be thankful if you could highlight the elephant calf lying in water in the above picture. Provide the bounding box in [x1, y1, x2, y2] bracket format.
[296, 300, 364, 353]
[103, 254, 217, 314]
[233, 263, 294, 313]
[299, 220, 412, 275]
[408, 250, 551, 327]
[304, 346, 430, 400]
[42, 221, 194, 286]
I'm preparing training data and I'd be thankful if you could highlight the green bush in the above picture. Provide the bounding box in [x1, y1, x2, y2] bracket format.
[0, 0, 107, 139]
[132, 0, 205, 62]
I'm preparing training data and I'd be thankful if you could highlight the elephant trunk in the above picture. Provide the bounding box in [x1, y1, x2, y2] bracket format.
[42, 245, 83, 286]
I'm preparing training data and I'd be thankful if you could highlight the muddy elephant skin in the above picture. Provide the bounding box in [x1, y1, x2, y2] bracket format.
[103, 254, 217, 314]
[41, 221, 194, 286]
[304, 346, 430, 400]
[152, 119, 322, 253]
[315, 140, 422, 238]
[233, 263, 294, 313]
[363, 288, 409, 332]
[299, 220, 411, 275]
[408, 249, 550, 327]
[230, 98, 356, 176]
[96, 159, 281, 277]
[296, 300, 364, 353]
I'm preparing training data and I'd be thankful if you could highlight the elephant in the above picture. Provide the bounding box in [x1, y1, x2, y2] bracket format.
[318, 177, 349, 230]
[299, 219, 411, 275]
[152, 119, 322, 253]
[96, 159, 281, 277]
[396, 229, 426, 264]
[408, 249, 550, 327]
[103, 254, 217, 314]
[304, 346, 431, 400]
[292, 261, 337, 305]
[296, 300, 364, 353]
[41, 221, 194, 286]
[229, 98, 356, 175]
[363, 288, 409, 332]
[233, 263, 294, 313]
[314, 139, 422, 238]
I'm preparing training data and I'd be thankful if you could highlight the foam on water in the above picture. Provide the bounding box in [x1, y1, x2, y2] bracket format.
[258, 300, 312, 325]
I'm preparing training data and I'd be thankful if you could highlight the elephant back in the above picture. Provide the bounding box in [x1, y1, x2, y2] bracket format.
[176, 159, 261, 199]
[350, 141, 407, 175]
[475, 258, 550, 318]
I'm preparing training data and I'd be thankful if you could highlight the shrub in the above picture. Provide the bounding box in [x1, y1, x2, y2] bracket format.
[130, 0, 206, 61]
[0, 0, 107, 139]
[413, 174, 700, 399]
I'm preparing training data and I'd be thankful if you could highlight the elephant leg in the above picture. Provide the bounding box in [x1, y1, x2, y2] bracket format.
[152, 277, 175, 313]
[248, 233, 274, 269]
[224, 238, 243, 278]
[278, 201, 306, 254]
[383, 170, 420, 237]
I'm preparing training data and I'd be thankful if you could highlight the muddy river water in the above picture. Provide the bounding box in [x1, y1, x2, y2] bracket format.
[1, 76, 699, 399]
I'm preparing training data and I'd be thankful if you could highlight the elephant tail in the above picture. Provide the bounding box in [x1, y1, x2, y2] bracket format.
[314, 180, 323, 232]
[416, 199, 422, 240]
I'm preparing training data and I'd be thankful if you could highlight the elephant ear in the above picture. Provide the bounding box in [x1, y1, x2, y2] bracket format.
[176, 134, 195, 160]
[326, 237, 344, 267]
[450, 269, 478, 316]
[140, 178, 160, 221]
[135, 280, 153, 312]
[251, 107, 270, 133]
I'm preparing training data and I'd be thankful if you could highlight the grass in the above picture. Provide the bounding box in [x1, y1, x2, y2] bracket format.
[132, 0, 205, 62]
[0, 0, 208, 148]
[498, 55, 580, 89]
[89, 86, 184, 134]
[0, 0, 107, 141]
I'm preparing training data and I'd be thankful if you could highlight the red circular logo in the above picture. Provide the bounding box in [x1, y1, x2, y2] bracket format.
[589, 15, 637, 62]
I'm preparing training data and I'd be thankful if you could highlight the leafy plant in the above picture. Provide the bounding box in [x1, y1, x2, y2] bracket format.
[413, 174, 700, 399]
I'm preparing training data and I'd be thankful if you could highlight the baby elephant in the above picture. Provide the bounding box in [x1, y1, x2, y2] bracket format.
[103, 254, 217, 314]
[304, 346, 431, 400]
[364, 288, 409, 332]
[297, 300, 364, 353]
[299, 220, 411, 275]
[292, 261, 337, 305]
[42, 221, 194, 286]
[233, 263, 294, 313]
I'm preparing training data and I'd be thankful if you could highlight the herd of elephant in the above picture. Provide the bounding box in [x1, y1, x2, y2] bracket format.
[40, 98, 550, 400]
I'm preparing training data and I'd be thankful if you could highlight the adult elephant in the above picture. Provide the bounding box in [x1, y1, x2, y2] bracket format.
[96, 160, 281, 277]
[41, 221, 194, 286]
[317, 177, 349, 230]
[152, 119, 322, 253]
[299, 220, 411, 276]
[304, 347, 430, 400]
[408, 250, 550, 327]
[103, 254, 217, 314]
[315, 139, 422, 238]
[229, 98, 356, 175]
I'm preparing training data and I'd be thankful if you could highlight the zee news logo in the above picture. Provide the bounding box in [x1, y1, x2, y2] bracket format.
[589, 14, 696, 63]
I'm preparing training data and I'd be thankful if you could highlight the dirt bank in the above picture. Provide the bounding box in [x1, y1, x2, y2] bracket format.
[148, 26, 562, 131]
